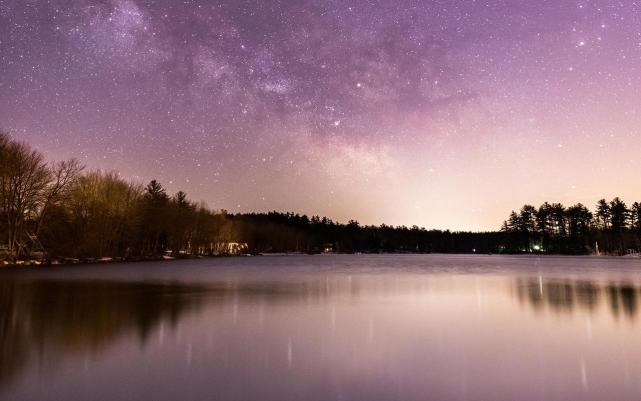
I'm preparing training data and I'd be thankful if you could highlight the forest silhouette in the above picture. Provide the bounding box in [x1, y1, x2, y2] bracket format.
[1, 131, 640, 262]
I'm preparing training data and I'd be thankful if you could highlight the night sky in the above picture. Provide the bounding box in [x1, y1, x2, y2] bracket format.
[1, 1, 640, 230]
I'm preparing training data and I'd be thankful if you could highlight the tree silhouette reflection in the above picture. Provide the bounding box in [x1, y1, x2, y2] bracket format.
[0, 277, 341, 391]
[0, 280, 210, 389]
[605, 283, 638, 318]
[515, 277, 640, 319]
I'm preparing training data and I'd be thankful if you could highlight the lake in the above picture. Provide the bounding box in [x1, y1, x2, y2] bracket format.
[1, 254, 641, 401]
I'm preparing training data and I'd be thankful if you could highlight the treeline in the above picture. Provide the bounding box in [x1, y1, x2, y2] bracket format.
[1, 131, 640, 262]
[501, 200, 641, 254]
[222, 212, 507, 254]
[0, 131, 505, 262]
[0, 131, 230, 262]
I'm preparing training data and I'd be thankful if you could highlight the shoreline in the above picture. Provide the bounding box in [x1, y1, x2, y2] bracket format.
[2, 251, 638, 269]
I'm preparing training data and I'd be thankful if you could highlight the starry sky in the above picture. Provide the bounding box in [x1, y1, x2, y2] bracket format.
[1, 0, 640, 230]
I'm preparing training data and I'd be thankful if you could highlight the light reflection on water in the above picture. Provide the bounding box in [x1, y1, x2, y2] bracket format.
[1, 255, 641, 401]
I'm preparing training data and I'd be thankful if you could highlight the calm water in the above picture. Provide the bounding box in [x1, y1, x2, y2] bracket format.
[2, 254, 641, 401]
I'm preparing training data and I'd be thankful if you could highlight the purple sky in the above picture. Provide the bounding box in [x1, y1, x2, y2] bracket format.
[1, 0, 640, 230]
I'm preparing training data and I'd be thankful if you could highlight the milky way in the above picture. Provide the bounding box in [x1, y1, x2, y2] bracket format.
[1, 0, 640, 230]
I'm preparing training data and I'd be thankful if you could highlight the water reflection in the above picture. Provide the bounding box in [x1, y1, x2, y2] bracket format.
[0, 280, 210, 388]
[0, 276, 356, 391]
[515, 277, 641, 318]
[3, 256, 641, 401]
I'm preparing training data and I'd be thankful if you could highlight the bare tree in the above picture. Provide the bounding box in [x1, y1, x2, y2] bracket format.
[28, 159, 84, 255]
[0, 133, 51, 260]
[0, 132, 83, 261]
